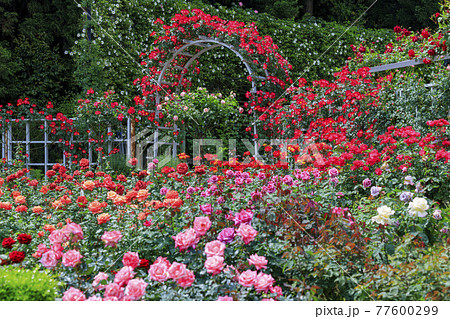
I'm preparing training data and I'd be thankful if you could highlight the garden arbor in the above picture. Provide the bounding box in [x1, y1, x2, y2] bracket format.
[131, 9, 293, 161]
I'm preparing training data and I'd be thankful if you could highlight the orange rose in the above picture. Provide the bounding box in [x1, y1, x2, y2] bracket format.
[97, 213, 110, 225]
[137, 189, 148, 202]
[32, 206, 44, 214]
[137, 212, 147, 220]
[43, 224, 56, 233]
[82, 180, 95, 191]
[88, 201, 105, 214]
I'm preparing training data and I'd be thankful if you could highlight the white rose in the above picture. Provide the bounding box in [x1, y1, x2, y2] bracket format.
[372, 206, 395, 225]
[408, 197, 429, 217]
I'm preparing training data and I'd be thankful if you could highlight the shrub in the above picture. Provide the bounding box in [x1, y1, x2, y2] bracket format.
[0, 266, 60, 301]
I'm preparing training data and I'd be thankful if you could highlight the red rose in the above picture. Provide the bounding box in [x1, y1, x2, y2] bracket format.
[17, 234, 32, 245]
[138, 259, 150, 269]
[2, 237, 16, 249]
[421, 29, 430, 39]
[194, 166, 206, 175]
[161, 166, 175, 174]
[9, 251, 25, 263]
[408, 49, 415, 58]
[176, 163, 189, 175]
[79, 158, 90, 170]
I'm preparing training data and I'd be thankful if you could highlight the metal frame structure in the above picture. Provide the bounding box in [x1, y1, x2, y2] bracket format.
[152, 36, 269, 160]
[369, 55, 450, 73]
[1, 117, 131, 173]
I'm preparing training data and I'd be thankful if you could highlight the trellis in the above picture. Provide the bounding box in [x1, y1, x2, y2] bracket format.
[151, 36, 270, 160]
[369, 54, 450, 117]
[1, 117, 132, 173]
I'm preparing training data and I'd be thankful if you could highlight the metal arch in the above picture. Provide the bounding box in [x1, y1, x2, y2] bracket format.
[153, 37, 271, 159]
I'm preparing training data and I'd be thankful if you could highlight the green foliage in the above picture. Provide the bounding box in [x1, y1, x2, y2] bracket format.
[355, 236, 450, 300]
[160, 88, 249, 156]
[0, 266, 61, 301]
[0, 0, 80, 107]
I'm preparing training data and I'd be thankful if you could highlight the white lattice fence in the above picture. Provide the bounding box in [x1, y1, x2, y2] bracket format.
[1, 117, 132, 173]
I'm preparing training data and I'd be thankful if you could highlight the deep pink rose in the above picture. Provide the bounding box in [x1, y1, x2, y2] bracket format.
[217, 228, 235, 244]
[238, 270, 257, 287]
[204, 240, 226, 257]
[248, 254, 267, 270]
[92, 272, 109, 290]
[122, 251, 140, 269]
[114, 266, 135, 287]
[233, 209, 253, 225]
[62, 249, 83, 267]
[39, 250, 58, 269]
[168, 262, 187, 280]
[193, 216, 211, 236]
[63, 287, 86, 301]
[254, 272, 275, 292]
[204, 256, 224, 276]
[236, 224, 258, 244]
[124, 279, 148, 300]
[199, 203, 212, 214]
[148, 263, 169, 282]
[176, 269, 195, 288]
[101, 230, 122, 247]
[172, 228, 198, 252]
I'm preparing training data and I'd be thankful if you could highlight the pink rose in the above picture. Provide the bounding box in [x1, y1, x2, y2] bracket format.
[270, 286, 283, 298]
[87, 295, 103, 301]
[63, 287, 86, 301]
[39, 250, 58, 269]
[204, 240, 226, 257]
[199, 203, 212, 214]
[122, 251, 140, 269]
[148, 263, 169, 282]
[172, 228, 198, 252]
[104, 283, 124, 299]
[92, 272, 109, 290]
[121, 296, 134, 301]
[153, 256, 171, 268]
[168, 262, 187, 280]
[101, 230, 122, 247]
[63, 223, 84, 242]
[62, 249, 83, 267]
[204, 256, 224, 276]
[238, 270, 257, 287]
[48, 229, 69, 245]
[193, 216, 211, 236]
[248, 254, 267, 270]
[36, 243, 48, 255]
[114, 266, 135, 287]
[236, 223, 258, 244]
[234, 209, 253, 225]
[103, 296, 119, 301]
[254, 272, 275, 292]
[217, 296, 234, 301]
[124, 279, 148, 300]
[176, 269, 195, 288]
[51, 243, 64, 259]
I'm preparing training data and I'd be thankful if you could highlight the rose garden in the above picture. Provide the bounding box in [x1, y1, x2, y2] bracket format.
[0, 1, 449, 301]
